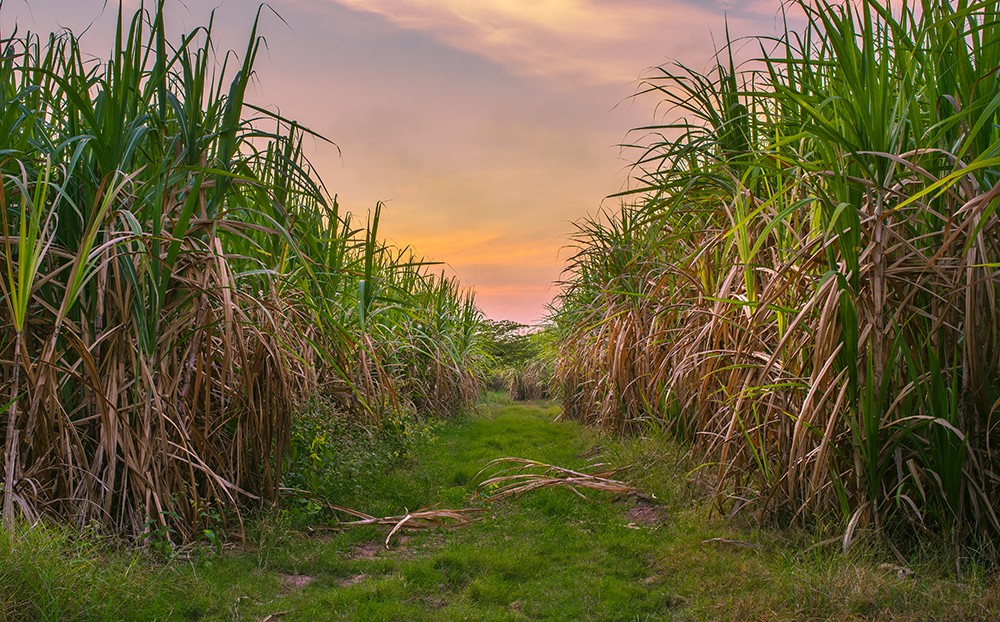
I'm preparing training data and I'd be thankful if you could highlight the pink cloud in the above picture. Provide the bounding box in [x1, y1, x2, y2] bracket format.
[323, 0, 782, 85]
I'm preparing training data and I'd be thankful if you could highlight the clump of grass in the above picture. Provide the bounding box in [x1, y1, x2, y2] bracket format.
[0, 522, 152, 620]
[554, 0, 1000, 558]
[507, 357, 555, 401]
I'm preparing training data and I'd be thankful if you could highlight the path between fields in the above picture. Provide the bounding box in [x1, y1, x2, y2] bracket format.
[247, 398, 684, 621]
[162, 398, 995, 621]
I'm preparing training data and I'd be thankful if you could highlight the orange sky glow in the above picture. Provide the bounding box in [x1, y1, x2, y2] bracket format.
[2, 0, 787, 325]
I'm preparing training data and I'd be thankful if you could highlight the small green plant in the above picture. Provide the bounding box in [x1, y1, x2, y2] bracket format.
[196, 503, 224, 554]
[283, 396, 440, 523]
[143, 509, 182, 558]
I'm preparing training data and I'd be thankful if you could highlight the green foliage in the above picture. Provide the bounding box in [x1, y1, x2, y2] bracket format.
[480, 319, 542, 368]
[0, 522, 160, 620]
[284, 396, 439, 522]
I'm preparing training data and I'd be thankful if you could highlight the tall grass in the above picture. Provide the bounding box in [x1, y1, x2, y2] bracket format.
[0, 3, 485, 542]
[554, 0, 1000, 553]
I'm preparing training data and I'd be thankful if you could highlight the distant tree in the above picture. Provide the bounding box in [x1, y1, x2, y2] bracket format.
[480, 319, 542, 368]
[479, 320, 555, 399]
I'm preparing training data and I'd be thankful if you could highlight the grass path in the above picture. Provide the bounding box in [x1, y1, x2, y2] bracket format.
[10, 397, 1000, 620]
[188, 398, 682, 621]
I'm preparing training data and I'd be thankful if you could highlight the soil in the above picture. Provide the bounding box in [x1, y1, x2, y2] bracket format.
[346, 541, 382, 560]
[624, 499, 668, 527]
[278, 574, 314, 590]
[337, 574, 368, 587]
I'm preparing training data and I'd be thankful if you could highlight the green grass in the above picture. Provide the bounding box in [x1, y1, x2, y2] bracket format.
[5, 397, 1000, 621]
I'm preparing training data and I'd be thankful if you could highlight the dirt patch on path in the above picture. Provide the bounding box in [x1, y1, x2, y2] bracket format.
[337, 574, 369, 587]
[347, 541, 382, 560]
[346, 534, 427, 561]
[279, 574, 314, 590]
[624, 498, 669, 527]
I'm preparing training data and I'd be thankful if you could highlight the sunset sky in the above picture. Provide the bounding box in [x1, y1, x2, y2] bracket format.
[1, 0, 785, 324]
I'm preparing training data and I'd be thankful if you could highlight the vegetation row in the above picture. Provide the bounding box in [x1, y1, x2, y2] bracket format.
[0, 3, 485, 543]
[553, 0, 1000, 557]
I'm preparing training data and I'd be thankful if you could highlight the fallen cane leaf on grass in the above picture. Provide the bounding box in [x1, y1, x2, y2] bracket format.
[283, 458, 648, 551]
[317, 504, 484, 548]
[282, 488, 482, 547]
[701, 537, 762, 550]
[473, 457, 641, 502]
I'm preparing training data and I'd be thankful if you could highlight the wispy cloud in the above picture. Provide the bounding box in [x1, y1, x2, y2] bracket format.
[325, 0, 779, 85]
[280, 0, 785, 322]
